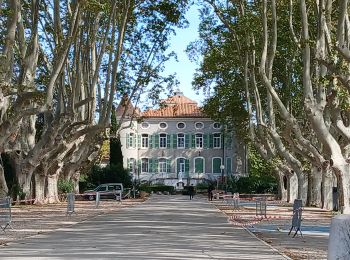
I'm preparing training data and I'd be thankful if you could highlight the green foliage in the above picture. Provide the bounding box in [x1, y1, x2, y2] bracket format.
[139, 184, 175, 193]
[196, 182, 208, 190]
[57, 179, 74, 194]
[83, 164, 132, 191]
[109, 137, 123, 166]
[227, 147, 277, 194]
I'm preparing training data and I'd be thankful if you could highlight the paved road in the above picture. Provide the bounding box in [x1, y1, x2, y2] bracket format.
[0, 195, 288, 259]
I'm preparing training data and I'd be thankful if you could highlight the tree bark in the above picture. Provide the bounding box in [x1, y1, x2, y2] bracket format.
[288, 172, 298, 203]
[46, 174, 59, 203]
[322, 168, 334, 210]
[34, 174, 46, 205]
[308, 167, 322, 207]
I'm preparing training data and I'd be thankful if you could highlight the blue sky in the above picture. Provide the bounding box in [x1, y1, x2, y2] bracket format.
[162, 5, 205, 105]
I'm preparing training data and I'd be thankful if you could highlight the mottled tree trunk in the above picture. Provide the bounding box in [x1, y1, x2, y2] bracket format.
[322, 168, 333, 210]
[288, 172, 298, 203]
[46, 174, 59, 203]
[34, 174, 46, 205]
[276, 171, 287, 201]
[308, 167, 322, 207]
[297, 172, 308, 205]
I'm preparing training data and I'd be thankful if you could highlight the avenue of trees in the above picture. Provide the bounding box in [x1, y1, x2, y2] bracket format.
[189, 0, 350, 213]
[0, 0, 189, 204]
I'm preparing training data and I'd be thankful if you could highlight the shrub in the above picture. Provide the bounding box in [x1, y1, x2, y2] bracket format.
[139, 184, 174, 193]
[58, 179, 74, 194]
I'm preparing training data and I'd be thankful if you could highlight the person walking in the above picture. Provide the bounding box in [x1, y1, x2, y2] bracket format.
[208, 185, 213, 201]
[188, 184, 195, 200]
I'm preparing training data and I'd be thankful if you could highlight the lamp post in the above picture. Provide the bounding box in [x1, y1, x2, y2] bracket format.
[220, 165, 225, 191]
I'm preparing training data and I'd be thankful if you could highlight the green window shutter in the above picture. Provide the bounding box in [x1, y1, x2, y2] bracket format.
[204, 134, 208, 149]
[138, 134, 141, 148]
[191, 134, 195, 148]
[149, 159, 153, 173]
[166, 159, 171, 173]
[172, 134, 177, 148]
[195, 158, 204, 173]
[185, 159, 190, 175]
[226, 157, 232, 174]
[133, 134, 137, 148]
[126, 133, 130, 148]
[167, 134, 171, 148]
[209, 134, 213, 148]
[127, 158, 130, 170]
[149, 135, 153, 148]
[154, 159, 159, 173]
[176, 159, 180, 173]
[154, 134, 159, 148]
[213, 158, 221, 173]
[185, 134, 190, 148]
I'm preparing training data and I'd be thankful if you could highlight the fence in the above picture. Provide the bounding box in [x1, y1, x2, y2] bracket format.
[255, 197, 267, 218]
[0, 197, 12, 231]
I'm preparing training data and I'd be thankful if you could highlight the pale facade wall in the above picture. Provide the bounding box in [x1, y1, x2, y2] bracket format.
[119, 116, 247, 186]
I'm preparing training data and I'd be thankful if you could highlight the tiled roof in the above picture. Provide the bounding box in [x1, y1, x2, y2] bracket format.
[142, 103, 205, 118]
[142, 91, 206, 118]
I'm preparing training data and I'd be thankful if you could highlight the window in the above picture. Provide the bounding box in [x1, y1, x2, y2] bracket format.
[213, 122, 221, 129]
[141, 122, 149, 129]
[128, 158, 135, 174]
[195, 133, 203, 148]
[212, 158, 222, 174]
[177, 158, 185, 174]
[159, 158, 167, 173]
[177, 133, 185, 148]
[213, 133, 221, 148]
[159, 122, 167, 129]
[127, 133, 135, 148]
[194, 157, 204, 174]
[195, 122, 204, 129]
[177, 122, 186, 129]
[96, 185, 107, 192]
[141, 158, 149, 173]
[141, 134, 149, 148]
[159, 133, 167, 148]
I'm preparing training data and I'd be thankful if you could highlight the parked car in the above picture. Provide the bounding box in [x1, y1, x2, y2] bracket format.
[83, 183, 123, 201]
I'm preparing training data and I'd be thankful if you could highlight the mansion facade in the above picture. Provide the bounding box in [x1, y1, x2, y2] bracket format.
[116, 91, 247, 188]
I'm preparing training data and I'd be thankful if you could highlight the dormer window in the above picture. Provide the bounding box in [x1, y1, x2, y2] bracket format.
[195, 122, 204, 129]
[213, 122, 221, 129]
[141, 122, 149, 129]
[159, 122, 167, 129]
[177, 122, 186, 129]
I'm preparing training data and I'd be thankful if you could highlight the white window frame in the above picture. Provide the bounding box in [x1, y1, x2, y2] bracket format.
[141, 122, 150, 129]
[213, 133, 221, 148]
[213, 122, 221, 129]
[141, 134, 149, 148]
[141, 158, 149, 173]
[195, 122, 204, 129]
[159, 122, 168, 130]
[193, 157, 205, 174]
[177, 122, 186, 129]
[212, 157, 222, 174]
[158, 158, 167, 174]
[195, 133, 203, 148]
[128, 132, 135, 148]
[128, 158, 135, 174]
[176, 157, 186, 174]
[177, 133, 185, 148]
[159, 133, 167, 148]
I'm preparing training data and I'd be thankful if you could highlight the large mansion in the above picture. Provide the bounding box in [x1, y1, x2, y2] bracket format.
[115, 90, 247, 188]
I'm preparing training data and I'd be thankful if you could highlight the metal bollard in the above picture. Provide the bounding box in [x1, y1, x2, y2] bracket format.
[66, 193, 75, 216]
[95, 192, 100, 208]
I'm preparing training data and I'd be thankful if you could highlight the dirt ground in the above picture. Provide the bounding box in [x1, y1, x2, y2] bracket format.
[214, 199, 332, 260]
[0, 198, 145, 245]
